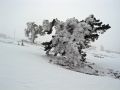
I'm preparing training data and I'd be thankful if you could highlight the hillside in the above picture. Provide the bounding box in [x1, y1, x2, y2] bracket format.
[0, 39, 120, 90]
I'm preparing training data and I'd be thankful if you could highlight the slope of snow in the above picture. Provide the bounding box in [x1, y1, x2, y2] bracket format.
[86, 47, 120, 71]
[0, 41, 120, 90]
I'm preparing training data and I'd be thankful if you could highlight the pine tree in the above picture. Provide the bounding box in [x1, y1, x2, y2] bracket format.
[42, 15, 111, 67]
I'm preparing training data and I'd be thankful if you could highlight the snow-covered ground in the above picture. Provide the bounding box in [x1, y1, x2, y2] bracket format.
[0, 39, 120, 90]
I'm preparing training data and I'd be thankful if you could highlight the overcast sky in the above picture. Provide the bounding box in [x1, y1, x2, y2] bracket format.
[0, 0, 120, 51]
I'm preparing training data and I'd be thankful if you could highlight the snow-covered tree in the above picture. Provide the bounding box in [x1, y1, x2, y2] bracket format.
[42, 15, 111, 67]
[25, 22, 45, 43]
[24, 19, 56, 43]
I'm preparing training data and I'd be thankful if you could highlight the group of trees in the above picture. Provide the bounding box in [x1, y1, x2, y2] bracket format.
[25, 15, 111, 68]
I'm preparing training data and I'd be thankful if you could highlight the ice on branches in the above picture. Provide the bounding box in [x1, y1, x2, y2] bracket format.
[42, 15, 111, 67]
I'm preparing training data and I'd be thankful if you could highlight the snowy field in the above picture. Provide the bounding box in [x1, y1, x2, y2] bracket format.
[0, 39, 120, 90]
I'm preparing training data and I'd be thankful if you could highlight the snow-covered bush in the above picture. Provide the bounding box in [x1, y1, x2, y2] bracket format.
[42, 15, 111, 68]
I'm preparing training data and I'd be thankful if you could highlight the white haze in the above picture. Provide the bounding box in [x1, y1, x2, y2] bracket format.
[0, 0, 120, 51]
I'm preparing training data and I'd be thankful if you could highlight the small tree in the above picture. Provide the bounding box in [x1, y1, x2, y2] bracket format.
[25, 19, 56, 43]
[42, 15, 111, 67]
[25, 22, 45, 43]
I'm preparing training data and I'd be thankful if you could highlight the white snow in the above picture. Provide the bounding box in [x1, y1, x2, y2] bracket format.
[0, 40, 120, 90]
[86, 48, 120, 71]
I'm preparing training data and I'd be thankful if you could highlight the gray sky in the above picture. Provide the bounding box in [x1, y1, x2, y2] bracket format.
[0, 0, 120, 51]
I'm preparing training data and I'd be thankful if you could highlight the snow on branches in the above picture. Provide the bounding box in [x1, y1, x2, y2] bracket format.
[42, 15, 111, 67]
[25, 19, 56, 43]
[25, 22, 45, 43]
